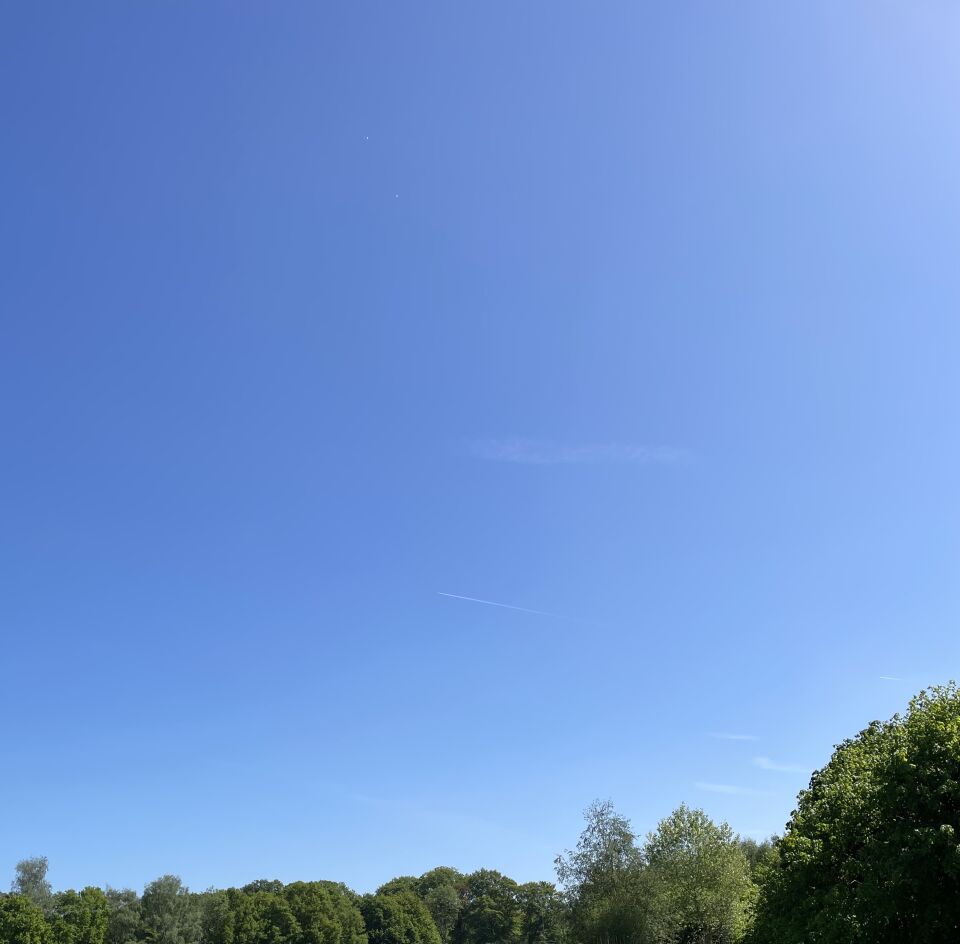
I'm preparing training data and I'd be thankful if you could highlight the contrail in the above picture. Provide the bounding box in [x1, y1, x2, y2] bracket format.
[437, 592, 559, 618]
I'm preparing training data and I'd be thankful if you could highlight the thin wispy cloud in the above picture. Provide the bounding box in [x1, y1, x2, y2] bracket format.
[709, 732, 759, 742]
[468, 439, 688, 466]
[879, 676, 903, 681]
[696, 782, 774, 797]
[437, 592, 560, 619]
[753, 757, 810, 774]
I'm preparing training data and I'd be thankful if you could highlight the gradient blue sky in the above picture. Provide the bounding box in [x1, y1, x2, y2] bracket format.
[2, 1, 959, 896]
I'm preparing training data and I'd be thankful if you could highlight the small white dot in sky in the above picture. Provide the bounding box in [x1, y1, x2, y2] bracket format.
[395, 194, 399, 198]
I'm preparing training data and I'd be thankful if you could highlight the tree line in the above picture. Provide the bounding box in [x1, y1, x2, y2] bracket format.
[4, 684, 959, 944]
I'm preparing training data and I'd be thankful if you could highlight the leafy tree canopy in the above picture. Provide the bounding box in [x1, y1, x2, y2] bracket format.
[11, 861, 52, 914]
[555, 801, 649, 944]
[420, 889, 458, 944]
[0, 895, 52, 944]
[515, 883, 563, 944]
[371, 885, 416, 902]
[360, 894, 440, 944]
[751, 683, 960, 944]
[103, 890, 139, 944]
[411, 873, 462, 902]
[140, 876, 201, 944]
[49, 888, 109, 944]
[283, 882, 366, 944]
[643, 805, 753, 944]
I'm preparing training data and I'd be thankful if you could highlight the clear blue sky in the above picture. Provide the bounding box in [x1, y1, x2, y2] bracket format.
[2, 1, 959, 896]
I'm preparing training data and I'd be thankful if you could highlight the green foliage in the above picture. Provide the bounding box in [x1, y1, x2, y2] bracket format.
[410, 873, 462, 902]
[199, 892, 233, 944]
[556, 801, 644, 896]
[103, 890, 139, 944]
[50, 889, 109, 944]
[555, 801, 650, 944]
[751, 683, 960, 943]
[642, 805, 753, 943]
[734, 842, 776, 884]
[515, 883, 563, 944]
[0, 895, 52, 944]
[372, 870, 462, 944]
[199, 881, 365, 944]
[372, 884, 416, 902]
[240, 886, 284, 900]
[230, 890, 300, 944]
[420, 889, 458, 944]
[12, 861, 53, 914]
[283, 882, 366, 944]
[140, 877, 201, 944]
[360, 894, 440, 944]
[455, 870, 520, 944]
[556, 801, 756, 944]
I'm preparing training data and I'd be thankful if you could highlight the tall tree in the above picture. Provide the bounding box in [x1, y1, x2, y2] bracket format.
[0, 895, 51, 944]
[199, 892, 233, 944]
[751, 684, 960, 944]
[735, 842, 776, 882]
[240, 885, 284, 899]
[516, 884, 563, 944]
[373, 883, 417, 901]
[455, 871, 519, 944]
[412, 873, 462, 901]
[360, 893, 440, 944]
[103, 891, 140, 944]
[283, 882, 366, 944]
[139, 877, 200, 944]
[12, 860, 53, 914]
[421, 889, 458, 944]
[643, 805, 753, 943]
[49, 889, 109, 944]
[412, 870, 463, 944]
[228, 891, 300, 944]
[555, 801, 650, 944]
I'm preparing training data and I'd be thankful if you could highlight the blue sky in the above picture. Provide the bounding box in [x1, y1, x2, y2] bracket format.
[2, 1, 959, 895]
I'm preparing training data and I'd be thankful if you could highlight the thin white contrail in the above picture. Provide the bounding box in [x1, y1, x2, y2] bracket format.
[437, 591, 559, 618]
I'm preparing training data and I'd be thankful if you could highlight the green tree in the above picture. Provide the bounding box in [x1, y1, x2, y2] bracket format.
[283, 882, 366, 944]
[360, 894, 440, 944]
[239, 886, 284, 900]
[421, 889, 458, 944]
[734, 842, 776, 883]
[257, 895, 299, 944]
[199, 892, 233, 944]
[455, 871, 519, 944]
[643, 806, 753, 943]
[378, 870, 464, 944]
[228, 891, 300, 944]
[515, 884, 563, 944]
[104, 891, 140, 944]
[50, 889, 109, 944]
[11, 861, 53, 915]
[412, 873, 462, 902]
[140, 877, 200, 944]
[372, 883, 416, 901]
[751, 683, 960, 944]
[223, 891, 262, 944]
[0, 895, 52, 944]
[555, 801, 650, 944]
